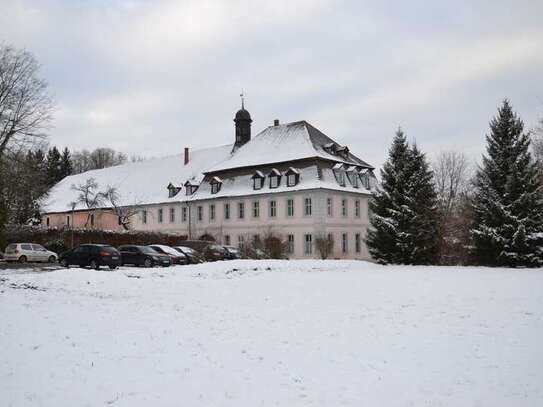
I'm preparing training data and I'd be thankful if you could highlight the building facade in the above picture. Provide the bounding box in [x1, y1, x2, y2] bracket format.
[43, 105, 377, 259]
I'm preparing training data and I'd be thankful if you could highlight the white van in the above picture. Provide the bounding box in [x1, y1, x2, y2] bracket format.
[4, 243, 58, 263]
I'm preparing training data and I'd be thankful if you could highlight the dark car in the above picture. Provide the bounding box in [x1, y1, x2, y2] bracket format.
[59, 244, 121, 270]
[173, 246, 204, 264]
[223, 245, 241, 260]
[148, 244, 188, 265]
[118, 245, 171, 267]
[180, 240, 228, 262]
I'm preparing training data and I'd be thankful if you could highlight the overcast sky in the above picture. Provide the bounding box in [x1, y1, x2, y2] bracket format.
[2, 0, 543, 170]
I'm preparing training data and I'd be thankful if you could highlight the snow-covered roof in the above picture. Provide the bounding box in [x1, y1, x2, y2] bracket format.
[43, 145, 233, 213]
[190, 165, 372, 201]
[207, 121, 373, 173]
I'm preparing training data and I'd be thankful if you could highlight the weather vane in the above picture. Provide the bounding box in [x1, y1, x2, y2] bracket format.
[240, 90, 245, 109]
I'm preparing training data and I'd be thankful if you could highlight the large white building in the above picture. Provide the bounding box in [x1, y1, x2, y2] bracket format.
[43, 105, 377, 259]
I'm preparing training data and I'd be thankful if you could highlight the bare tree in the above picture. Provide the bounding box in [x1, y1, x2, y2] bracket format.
[102, 186, 141, 231]
[0, 45, 53, 158]
[315, 234, 334, 259]
[71, 148, 128, 174]
[432, 150, 472, 264]
[71, 178, 105, 227]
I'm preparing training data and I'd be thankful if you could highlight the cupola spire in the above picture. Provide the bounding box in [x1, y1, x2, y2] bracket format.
[233, 92, 252, 150]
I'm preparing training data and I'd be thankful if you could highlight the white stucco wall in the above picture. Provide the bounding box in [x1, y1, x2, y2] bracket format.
[132, 189, 371, 260]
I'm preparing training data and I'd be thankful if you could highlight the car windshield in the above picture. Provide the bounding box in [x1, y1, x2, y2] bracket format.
[176, 246, 196, 255]
[153, 245, 179, 256]
[140, 246, 158, 254]
[209, 244, 225, 252]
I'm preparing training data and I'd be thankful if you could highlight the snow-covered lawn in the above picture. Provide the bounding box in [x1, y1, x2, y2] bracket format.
[1, 260, 542, 406]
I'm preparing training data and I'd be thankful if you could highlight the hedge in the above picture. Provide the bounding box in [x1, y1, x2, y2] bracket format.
[3, 225, 188, 254]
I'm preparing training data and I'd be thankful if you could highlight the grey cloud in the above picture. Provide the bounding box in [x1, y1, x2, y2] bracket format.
[1, 0, 542, 169]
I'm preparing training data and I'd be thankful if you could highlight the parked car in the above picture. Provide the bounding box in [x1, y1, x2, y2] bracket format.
[118, 245, 171, 267]
[4, 243, 58, 263]
[173, 246, 204, 264]
[180, 240, 228, 262]
[223, 245, 242, 260]
[59, 244, 121, 270]
[148, 244, 188, 265]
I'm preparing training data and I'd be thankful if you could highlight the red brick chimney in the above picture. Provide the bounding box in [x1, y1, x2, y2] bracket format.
[184, 147, 189, 165]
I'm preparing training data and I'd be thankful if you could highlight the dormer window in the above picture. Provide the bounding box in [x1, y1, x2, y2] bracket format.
[346, 166, 359, 188]
[285, 167, 300, 187]
[269, 168, 281, 189]
[323, 142, 338, 155]
[184, 181, 198, 195]
[167, 183, 182, 198]
[251, 170, 265, 190]
[333, 163, 346, 186]
[210, 176, 222, 194]
[359, 169, 370, 189]
[336, 145, 350, 158]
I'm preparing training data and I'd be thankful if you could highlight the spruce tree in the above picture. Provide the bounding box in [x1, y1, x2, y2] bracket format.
[59, 147, 73, 179]
[46, 146, 62, 187]
[470, 100, 543, 267]
[406, 144, 439, 264]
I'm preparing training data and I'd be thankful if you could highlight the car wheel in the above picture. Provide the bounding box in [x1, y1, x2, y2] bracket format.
[48, 255, 56, 263]
[144, 258, 152, 268]
[90, 260, 99, 270]
[18, 255, 27, 264]
[108, 265, 117, 270]
[60, 259, 68, 268]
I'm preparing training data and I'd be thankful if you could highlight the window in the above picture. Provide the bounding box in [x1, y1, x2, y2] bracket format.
[158, 208, 163, 223]
[342, 233, 348, 254]
[167, 184, 181, 198]
[286, 198, 294, 217]
[269, 200, 277, 217]
[342, 199, 347, 217]
[169, 207, 175, 223]
[211, 183, 221, 194]
[210, 176, 222, 194]
[287, 174, 297, 186]
[355, 233, 361, 253]
[327, 197, 333, 217]
[270, 176, 280, 188]
[269, 169, 281, 188]
[304, 234, 313, 255]
[197, 206, 203, 222]
[90, 214, 95, 227]
[355, 200, 360, 218]
[287, 234, 294, 254]
[252, 201, 260, 218]
[182, 207, 187, 222]
[328, 233, 334, 249]
[209, 204, 215, 221]
[237, 235, 244, 248]
[333, 164, 346, 186]
[46, 217, 50, 227]
[185, 183, 197, 195]
[238, 202, 245, 219]
[224, 203, 230, 220]
[253, 177, 264, 190]
[224, 235, 231, 246]
[304, 197, 312, 216]
[66, 216, 70, 226]
[142, 210, 147, 224]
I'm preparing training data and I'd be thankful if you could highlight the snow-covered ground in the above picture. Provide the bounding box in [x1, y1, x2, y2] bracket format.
[1, 260, 542, 406]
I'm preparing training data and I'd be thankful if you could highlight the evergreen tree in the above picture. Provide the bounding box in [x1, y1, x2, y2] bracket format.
[406, 144, 439, 264]
[59, 147, 73, 179]
[46, 146, 62, 187]
[367, 129, 439, 264]
[470, 100, 543, 267]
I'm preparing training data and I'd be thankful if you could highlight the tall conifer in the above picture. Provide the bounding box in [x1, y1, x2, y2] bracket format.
[471, 100, 543, 267]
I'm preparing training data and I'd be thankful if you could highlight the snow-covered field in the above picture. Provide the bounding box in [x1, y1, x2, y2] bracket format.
[1, 260, 542, 406]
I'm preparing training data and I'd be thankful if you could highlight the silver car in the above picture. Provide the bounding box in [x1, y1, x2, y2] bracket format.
[4, 243, 58, 263]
